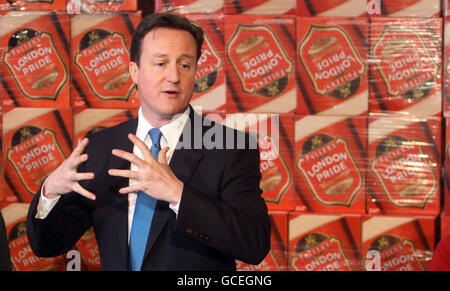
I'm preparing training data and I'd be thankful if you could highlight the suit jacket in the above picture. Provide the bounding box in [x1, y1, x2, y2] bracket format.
[27, 108, 271, 271]
[0, 212, 11, 271]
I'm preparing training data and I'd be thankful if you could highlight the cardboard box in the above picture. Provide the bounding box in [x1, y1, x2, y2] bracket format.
[67, 0, 137, 13]
[0, 12, 70, 108]
[154, 0, 223, 14]
[219, 112, 296, 211]
[71, 12, 141, 108]
[2, 108, 73, 203]
[296, 17, 368, 115]
[288, 213, 361, 271]
[224, 0, 296, 15]
[74, 108, 138, 142]
[186, 14, 226, 112]
[369, 17, 442, 115]
[225, 15, 297, 113]
[444, 18, 450, 117]
[441, 214, 450, 238]
[297, 0, 367, 16]
[370, 0, 441, 17]
[75, 227, 100, 271]
[445, 118, 450, 215]
[1, 203, 66, 270]
[362, 215, 435, 271]
[0, 0, 67, 11]
[294, 114, 366, 214]
[236, 211, 288, 270]
[367, 114, 441, 215]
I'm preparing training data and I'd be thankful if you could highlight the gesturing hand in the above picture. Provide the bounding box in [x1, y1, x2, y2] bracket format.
[43, 138, 96, 200]
[108, 133, 183, 206]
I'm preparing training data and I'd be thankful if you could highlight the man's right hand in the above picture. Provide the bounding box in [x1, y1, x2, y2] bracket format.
[43, 137, 96, 200]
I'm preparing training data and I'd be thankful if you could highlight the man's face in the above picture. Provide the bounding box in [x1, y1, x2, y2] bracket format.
[129, 27, 197, 124]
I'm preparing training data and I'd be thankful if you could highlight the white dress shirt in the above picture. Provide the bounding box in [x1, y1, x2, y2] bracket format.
[36, 106, 191, 244]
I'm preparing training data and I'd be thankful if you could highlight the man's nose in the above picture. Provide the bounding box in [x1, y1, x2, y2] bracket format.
[166, 63, 180, 84]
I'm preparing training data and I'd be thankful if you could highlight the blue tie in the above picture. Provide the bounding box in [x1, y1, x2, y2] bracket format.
[129, 128, 162, 271]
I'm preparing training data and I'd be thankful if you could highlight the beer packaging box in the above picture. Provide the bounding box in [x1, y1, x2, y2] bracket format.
[66, 0, 137, 13]
[369, 0, 441, 17]
[75, 227, 100, 271]
[224, 0, 296, 15]
[154, 0, 224, 14]
[288, 213, 361, 271]
[444, 17, 450, 118]
[185, 14, 226, 112]
[445, 118, 450, 215]
[1, 203, 66, 270]
[296, 17, 368, 116]
[2, 108, 73, 203]
[74, 108, 138, 142]
[297, 0, 367, 17]
[362, 215, 435, 271]
[236, 211, 288, 270]
[294, 114, 367, 214]
[367, 113, 441, 216]
[0, 0, 67, 11]
[0, 12, 70, 108]
[441, 214, 450, 238]
[71, 12, 141, 109]
[225, 15, 297, 113]
[220, 112, 296, 211]
[369, 17, 442, 116]
[446, 0, 450, 17]
[0, 109, 3, 198]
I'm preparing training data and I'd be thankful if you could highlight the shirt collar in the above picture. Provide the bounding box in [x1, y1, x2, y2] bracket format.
[136, 106, 190, 148]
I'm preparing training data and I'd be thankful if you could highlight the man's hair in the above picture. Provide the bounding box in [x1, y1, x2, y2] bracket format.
[130, 12, 204, 65]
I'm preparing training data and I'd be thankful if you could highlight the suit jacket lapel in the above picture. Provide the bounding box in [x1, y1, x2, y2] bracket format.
[110, 118, 137, 269]
[143, 108, 204, 262]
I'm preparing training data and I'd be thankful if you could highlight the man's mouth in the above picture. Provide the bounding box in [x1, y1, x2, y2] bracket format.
[162, 90, 179, 96]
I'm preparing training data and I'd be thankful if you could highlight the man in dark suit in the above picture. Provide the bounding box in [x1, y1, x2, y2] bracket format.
[26, 13, 270, 271]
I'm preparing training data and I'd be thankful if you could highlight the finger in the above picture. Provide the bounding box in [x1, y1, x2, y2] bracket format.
[71, 137, 89, 158]
[118, 184, 144, 195]
[128, 134, 153, 162]
[112, 149, 145, 167]
[70, 153, 89, 168]
[72, 182, 96, 200]
[73, 172, 95, 181]
[158, 147, 169, 164]
[108, 169, 141, 179]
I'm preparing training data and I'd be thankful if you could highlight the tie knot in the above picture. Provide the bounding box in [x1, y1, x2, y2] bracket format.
[149, 128, 162, 148]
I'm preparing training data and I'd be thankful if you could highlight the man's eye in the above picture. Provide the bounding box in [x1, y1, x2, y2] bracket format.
[181, 64, 191, 70]
[155, 62, 165, 67]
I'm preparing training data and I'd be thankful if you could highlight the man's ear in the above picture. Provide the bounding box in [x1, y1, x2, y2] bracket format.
[129, 61, 139, 85]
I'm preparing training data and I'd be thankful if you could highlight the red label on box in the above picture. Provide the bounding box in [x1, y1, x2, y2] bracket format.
[0, 13, 70, 108]
[195, 34, 222, 92]
[297, 137, 363, 207]
[289, 214, 362, 271]
[297, 17, 368, 116]
[299, 25, 366, 98]
[3, 32, 67, 100]
[370, 137, 437, 208]
[368, 236, 424, 271]
[259, 134, 292, 204]
[291, 235, 352, 271]
[227, 25, 293, 97]
[372, 27, 439, 98]
[6, 129, 66, 195]
[74, 32, 133, 101]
